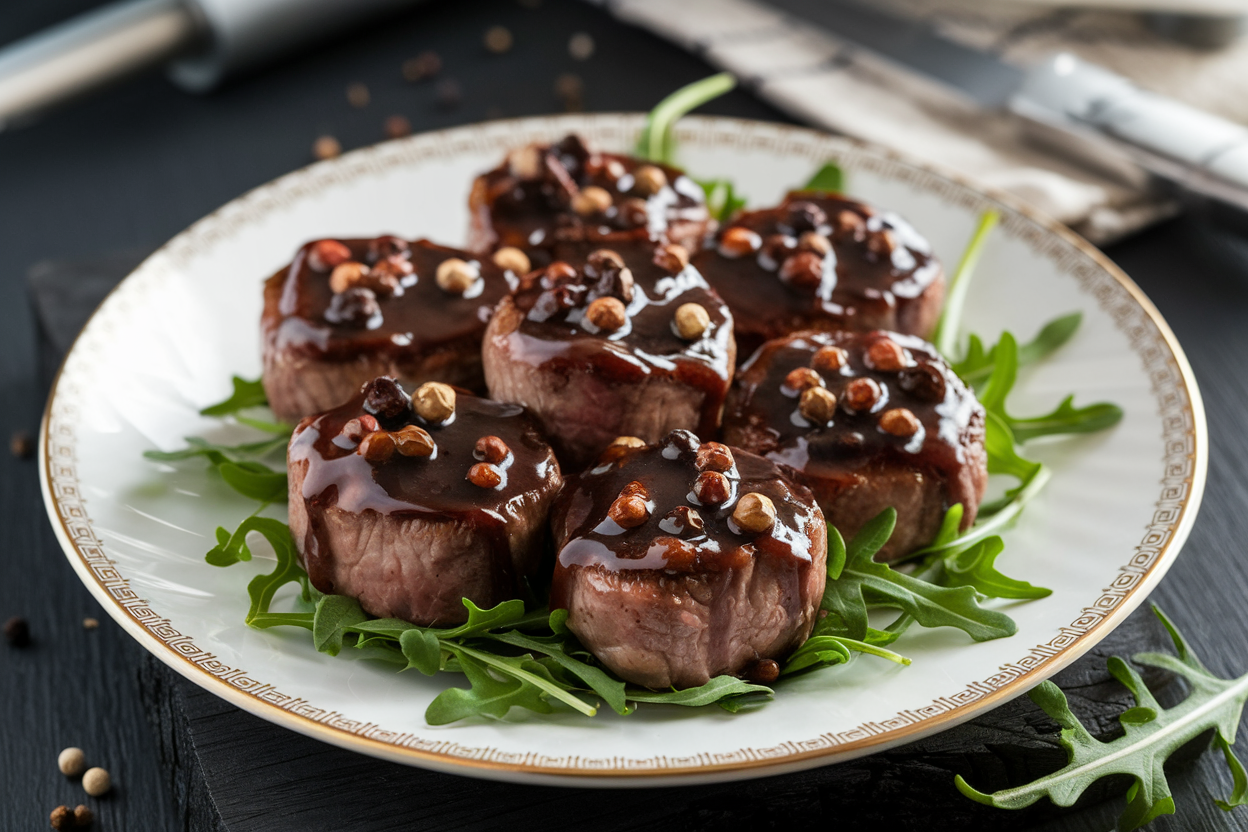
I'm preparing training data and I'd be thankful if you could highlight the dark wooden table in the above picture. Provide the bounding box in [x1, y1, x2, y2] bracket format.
[3, 1, 1248, 830]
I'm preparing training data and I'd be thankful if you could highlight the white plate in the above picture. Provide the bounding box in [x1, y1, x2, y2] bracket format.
[40, 114, 1206, 787]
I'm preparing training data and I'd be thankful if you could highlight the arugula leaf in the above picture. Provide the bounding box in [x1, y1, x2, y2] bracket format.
[488, 628, 630, 715]
[954, 312, 1083, 386]
[201, 376, 269, 417]
[697, 178, 747, 224]
[143, 433, 288, 462]
[942, 536, 1051, 600]
[800, 161, 845, 193]
[1008, 395, 1124, 443]
[821, 510, 1017, 643]
[439, 598, 528, 639]
[235, 414, 295, 435]
[626, 676, 772, 707]
[248, 611, 314, 630]
[313, 594, 367, 656]
[146, 437, 288, 504]
[933, 209, 1000, 359]
[217, 460, 288, 502]
[225, 517, 303, 624]
[782, 634, 910, 677]
[425, 650, 560, 725]
[1215, 735, 1248, 811]
[636, 72, 736, 164]
[956, 605, 1248, 830]
[449, 643, 597, 718]
[399, 629, 443, 675]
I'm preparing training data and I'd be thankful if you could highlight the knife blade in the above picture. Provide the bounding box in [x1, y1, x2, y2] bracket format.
[763, 0, 1248, 214]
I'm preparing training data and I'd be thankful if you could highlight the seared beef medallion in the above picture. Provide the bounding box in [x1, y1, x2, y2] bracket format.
[482, 241, 736, 469]
[262, 236, 519, 422]
[467, 134, 710, 264]
[287, 377, 562, 625]
[723, 330, 986, 561]
[550, 429, 826, 689]
[692, 192, 945, 360]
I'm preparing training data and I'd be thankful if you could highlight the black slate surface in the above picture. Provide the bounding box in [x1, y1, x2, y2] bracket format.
[4, 0, 1248, 829]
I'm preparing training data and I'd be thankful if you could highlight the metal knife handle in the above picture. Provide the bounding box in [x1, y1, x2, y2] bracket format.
[1010, 53, 1248, 209]
[0, 0, 199, 130]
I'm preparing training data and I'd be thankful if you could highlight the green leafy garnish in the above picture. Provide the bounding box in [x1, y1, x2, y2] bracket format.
[941, 536, 1051, 600]
[933, 209, 1000, 359]
[956, 606, 1248, 831]
[200, 375, 269, 417]
[207, 514, 769, 724]
[144, 381, 291, 504]
[954, 312, 1083, 386]
[636, 72, 736, 165]
[1007, 396, 1125, 443]
[818, 509, 1017, 644]
[697, 178, 747, 224]
[799, 161, 845, 193]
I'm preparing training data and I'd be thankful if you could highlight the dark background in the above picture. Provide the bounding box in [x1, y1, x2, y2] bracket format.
[2, 1, 1247, 830]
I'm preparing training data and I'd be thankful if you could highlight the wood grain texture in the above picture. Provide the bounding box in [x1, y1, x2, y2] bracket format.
[4, 0, 1248, 829]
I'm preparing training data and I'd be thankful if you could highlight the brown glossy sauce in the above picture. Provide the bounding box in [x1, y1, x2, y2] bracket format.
[289, 387, 559, 594]
[726, 331, 979, 486]
[263, 237, 511, 365]
[550, 430, 819, 609]
[692, 192, 941, 353]
[471, 134, 708, 260]
[503, 241, 735, 436]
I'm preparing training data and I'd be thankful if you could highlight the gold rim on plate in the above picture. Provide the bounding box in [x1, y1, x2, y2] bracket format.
[39, 114, 1207, 785]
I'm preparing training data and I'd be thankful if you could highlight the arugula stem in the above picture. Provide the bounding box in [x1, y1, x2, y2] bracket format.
[637, 73, 736, 164]
[933, 210, 1000, 360]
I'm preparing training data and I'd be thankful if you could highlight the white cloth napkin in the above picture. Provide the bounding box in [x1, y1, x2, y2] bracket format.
[588, 0, 1248, 243]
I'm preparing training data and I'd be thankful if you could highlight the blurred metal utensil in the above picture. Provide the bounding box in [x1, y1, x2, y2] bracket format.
[766, 0, 1248, 215]
[0, 0, 419, 130]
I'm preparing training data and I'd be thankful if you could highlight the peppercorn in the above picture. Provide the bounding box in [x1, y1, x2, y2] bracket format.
[346, 82, 370, 109]
[312, 135, 341, 161]
[673, 303, 710, 340]
[58, 747, 86, 776]
[484, 26, 513, 53]
[568, 32, 595, 60]
[82, 767, 110, 797]
[10, 430, 33, 459]
[402, 51, 441, 82]
[384, 115, 412, 139]
[467, 463, 503, 489]
[4, 616, 30, 647]
[49, 805, 72, 831]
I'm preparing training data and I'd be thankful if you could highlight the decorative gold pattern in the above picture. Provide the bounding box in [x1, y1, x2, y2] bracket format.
[40, 115, 1205, 780]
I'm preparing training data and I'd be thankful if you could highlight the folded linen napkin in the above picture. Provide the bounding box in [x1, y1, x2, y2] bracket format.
[588, 0, 1248, 243]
